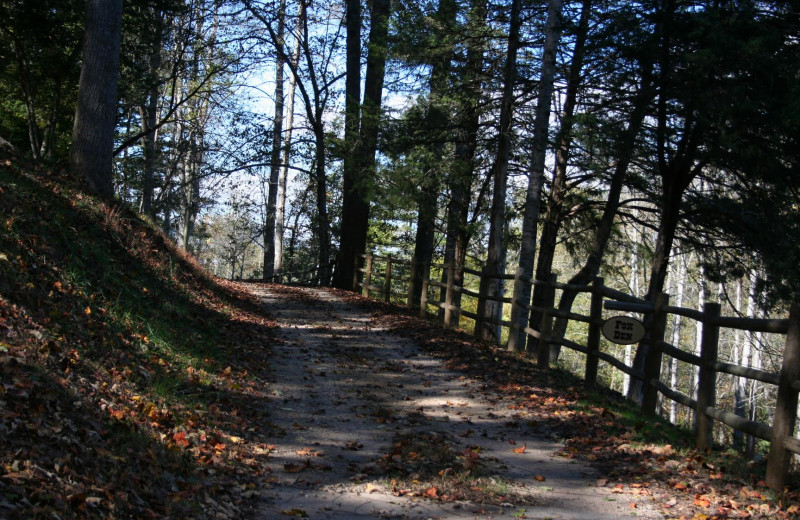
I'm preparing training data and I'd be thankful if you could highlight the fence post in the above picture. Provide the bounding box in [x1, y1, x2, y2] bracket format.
[537, 274, 557, 368]
[641, 292, 670, 416]
[407, 256, 417, 308]
[362, 253, 373, 297]
[695, 302, 721, 450]
[585, 277, 604, 387]
[443, 258, 456, 329]
[766, 303, 800, 491]
[474, 268, 489, 339]
[384, 257, 393, 302]
[507, 267, 525, 352]
[419, 275, 429, 318]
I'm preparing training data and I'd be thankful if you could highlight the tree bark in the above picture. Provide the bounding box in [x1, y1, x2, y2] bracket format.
[70, 0, 123, 199]
[332, 0, 363, 290]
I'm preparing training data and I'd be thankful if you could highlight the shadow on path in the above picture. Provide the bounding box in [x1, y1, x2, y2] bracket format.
[252, 286, 660, 519]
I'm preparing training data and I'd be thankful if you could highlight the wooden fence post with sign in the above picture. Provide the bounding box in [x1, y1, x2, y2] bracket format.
[585, 277, 604, 387]
[443, 258, 456, 329]
[383, 257, 392, 302]
[766, 303, 800, 491]
[641, 292, 670, 416]
[537, 274, 557, 368]
[362, 253, 373, 297]
[695, 302, 721, 451]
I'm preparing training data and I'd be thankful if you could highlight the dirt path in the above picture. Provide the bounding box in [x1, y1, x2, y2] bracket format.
[252, 286, 661, 519]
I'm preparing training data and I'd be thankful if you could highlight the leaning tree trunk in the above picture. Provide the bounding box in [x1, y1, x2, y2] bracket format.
[551, 47, 658, 350]
[530, 0, 591, 357]
[509, 0, 563, 352]
[70, 0, 124, 199]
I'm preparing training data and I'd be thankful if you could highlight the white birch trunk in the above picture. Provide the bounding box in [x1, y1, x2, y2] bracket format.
[668, 255, 686, 424]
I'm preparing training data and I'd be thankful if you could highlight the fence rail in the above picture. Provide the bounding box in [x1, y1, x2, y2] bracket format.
[354, 252, 800, 491]
[262, 261, 336, 286]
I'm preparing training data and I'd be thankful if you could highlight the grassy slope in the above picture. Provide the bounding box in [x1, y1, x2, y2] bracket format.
[0, 158, 275, 519]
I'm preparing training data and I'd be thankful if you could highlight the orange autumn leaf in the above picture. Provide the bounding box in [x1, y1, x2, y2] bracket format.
[513, 445, 527, 454]
[534, 475, 546, 482]
[172, 431, 189, 448]
[425, 486, 438, 499]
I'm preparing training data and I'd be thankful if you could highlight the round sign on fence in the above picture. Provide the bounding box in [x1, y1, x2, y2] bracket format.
[602, 316, 646, 345]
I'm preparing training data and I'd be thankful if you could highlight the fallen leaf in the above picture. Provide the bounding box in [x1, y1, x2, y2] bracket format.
[534, 475, 546, 482]
[365, 483, 380, 494]
[513, 445, 527, 454]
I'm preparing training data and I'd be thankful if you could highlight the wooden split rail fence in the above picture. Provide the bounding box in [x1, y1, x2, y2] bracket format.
[263, 261, 336, 286]
[356, 252, 800, 490]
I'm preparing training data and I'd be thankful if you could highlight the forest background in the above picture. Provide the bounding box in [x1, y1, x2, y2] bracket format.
[1, 0, 799, 452]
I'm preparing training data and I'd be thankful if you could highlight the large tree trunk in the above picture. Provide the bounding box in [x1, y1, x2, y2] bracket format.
[70, 0, 123, 199]
[510, 0, 563, 351]
[263, 0, 287, 280]
[334, 0, 389, 291]
[481, 0, 521, 343]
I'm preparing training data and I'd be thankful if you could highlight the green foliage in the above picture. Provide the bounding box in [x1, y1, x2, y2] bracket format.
[0, 0, 84, 159]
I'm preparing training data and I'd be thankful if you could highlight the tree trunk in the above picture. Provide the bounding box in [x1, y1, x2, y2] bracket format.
[275, 2, 304, 275]
[312, 125, 331, 280]
[481, 0, 521, 343]
[334, 0, 389, 291]
[263, 0, 287, 280]
[440, 0, 487, 323]
[70, 0, 123, 199]
[411, 0, 457, 305]
[668, 255, 686, 424]
[510, 0, 563, 351]
[530, 0, 591, 356]
[551, 47, 657, 351]
[140, 9, 164, 217]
